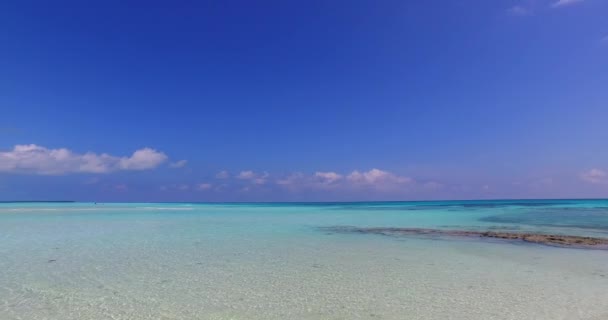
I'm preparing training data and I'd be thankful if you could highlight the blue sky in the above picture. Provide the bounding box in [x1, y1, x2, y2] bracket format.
[1, 0, 607, 201]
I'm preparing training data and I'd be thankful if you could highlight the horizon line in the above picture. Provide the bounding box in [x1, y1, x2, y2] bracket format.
[1, 198, 608, 204]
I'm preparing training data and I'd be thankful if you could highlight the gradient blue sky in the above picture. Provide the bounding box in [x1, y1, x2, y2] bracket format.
[1, 0, 607, 201]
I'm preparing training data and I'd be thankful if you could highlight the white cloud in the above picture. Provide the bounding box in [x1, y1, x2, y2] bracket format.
[198, 183, 213, 191]
[216, 170, 229, 179]
[508, 5, 531, 16]
[169, 160, 188, 168]
[346, 168, 412, 186]
[275, 168, 412, 193]
[253, 178, 266, 185]
[0, 144, 167, 175]
[581, 169, 607, 184]
[236, 170, 269, 185]
[237, 170, 255, 179]
[552, 0, 583, 8]
[314, 171, 342, 184]
[118, 148, 168, 170]
[254, 172, 270, 185]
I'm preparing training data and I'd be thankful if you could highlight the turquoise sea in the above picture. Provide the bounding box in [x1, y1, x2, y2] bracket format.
[1, 200, 608, 319]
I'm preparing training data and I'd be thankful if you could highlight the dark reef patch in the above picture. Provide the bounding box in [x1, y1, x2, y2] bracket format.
[322, 226, 608, 249]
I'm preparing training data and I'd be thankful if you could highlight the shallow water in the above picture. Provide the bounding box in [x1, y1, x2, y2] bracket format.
[1, 200, 608, 319]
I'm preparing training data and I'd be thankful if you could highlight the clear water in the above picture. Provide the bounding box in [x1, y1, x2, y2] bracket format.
[1, 200, 608, 320]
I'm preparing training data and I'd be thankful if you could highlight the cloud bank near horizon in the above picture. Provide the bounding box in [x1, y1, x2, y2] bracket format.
[153, 167, 608, 201]
[1, 144, 607, 201]
[182, 168, 422, 200]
